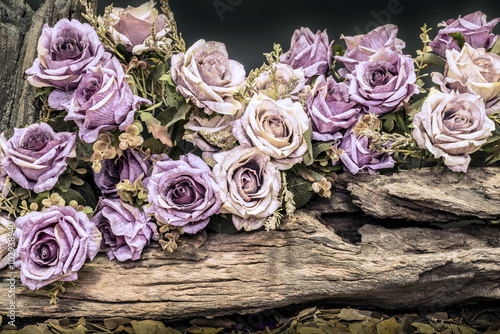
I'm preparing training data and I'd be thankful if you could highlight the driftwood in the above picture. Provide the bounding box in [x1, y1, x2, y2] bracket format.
[1, 167, 500, 320]
[1, 0, 500, 322]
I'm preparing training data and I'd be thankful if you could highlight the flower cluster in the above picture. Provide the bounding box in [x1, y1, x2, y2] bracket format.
[1, 0, 500, 293]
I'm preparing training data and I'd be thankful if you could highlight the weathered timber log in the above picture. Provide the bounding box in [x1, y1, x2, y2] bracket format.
[1, 167, 500, 320]
[0, 0, 96, 133]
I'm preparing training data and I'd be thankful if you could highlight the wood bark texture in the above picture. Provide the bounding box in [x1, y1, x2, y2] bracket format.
[1, 167, 499, 320]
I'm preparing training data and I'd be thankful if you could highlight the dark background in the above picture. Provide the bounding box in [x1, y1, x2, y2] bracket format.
[26, 0, 500, 71]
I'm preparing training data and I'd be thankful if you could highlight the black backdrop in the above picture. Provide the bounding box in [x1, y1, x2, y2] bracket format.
[26, 0, 500, 72]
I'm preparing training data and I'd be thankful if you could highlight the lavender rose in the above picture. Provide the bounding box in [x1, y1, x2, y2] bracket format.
[94, 149, 153, 199]
[232, 93, 309, 170]
[0, 215, 15, 269]
[91, 198, 158, 261]
[172, 39, 246, 115]
[430, 11, 500, 59]
[25, 19, 105, 90]
[412, 90, 495, 173]
[280, 27, 333, 81]
[335, 24, 405, 77]
[307, 75, 361, 141]
[338, 123, 395, 175]
[0, 123, 76, 193]
[212, 146, 281, 231]
[252, 63, 309, 101]
[0, 134, 10, 197]
[103, 0, 170, 54]
[14, 206, 101, 290]
[432, 43, 500, 115]
[347, 48, 420, 114]
[49, 56, 150, 143]
[146, 154, 222, 234]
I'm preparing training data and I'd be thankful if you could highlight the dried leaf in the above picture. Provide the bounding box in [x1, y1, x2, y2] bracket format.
[377, 318, 402, 334]
[104, 317, 132, 330]
[337, 308, 369, 321]
[412, 322, 437, 334]
[131, 320, 169, 334]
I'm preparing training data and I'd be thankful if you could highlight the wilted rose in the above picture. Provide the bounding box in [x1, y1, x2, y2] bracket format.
[146, 154, 222, 234]
[252, 63, 308, 101]
[413, 90, 495, 173]
[338, 123, 395, 175]
[14, 206, 101, 290]
[0, 123, 76, 193]
[307, 75, 361, 141]
[172, 39, 246, 115]
[0, 215, 15, 269]
[347, 48, 420, 114]
[212, 146, 281, 231]
[104, 0, 170, 54]
[432, 43, 500, 115]
[48, 56, 150, 143]
[335, 24, 405, 77]
[91, 198, 159, 261]
[280, 27, 333, 81]
[232, 93, 309, 170]
[25, 19, 105, 90]
[430, 11, 500, 59]
[0, 135, 10, 197]
[94, 149, 153, 199]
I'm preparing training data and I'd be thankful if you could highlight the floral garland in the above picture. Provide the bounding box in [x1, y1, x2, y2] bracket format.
[1, 0, 500, 293]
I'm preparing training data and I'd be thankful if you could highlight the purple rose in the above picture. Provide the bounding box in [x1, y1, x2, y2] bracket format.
[14, 206, 101, 290]
[172, 39, 246, 115]
[146, 154, 222, 234]
[280, 27, 333, 81]
[338, 125, 395, 175]
[91, 198, 159, 261]
[307, 75, 361, 141]
[347, 48, 420, 114]
[94, 149, 153, 199]
[25, 19, 105, 90]
[0, 123, 76, 193]
[49, 56, 150, 143]
[430, 11, 500, 59]
[0, 214, 15, 269]
[335, 24, 405, 77]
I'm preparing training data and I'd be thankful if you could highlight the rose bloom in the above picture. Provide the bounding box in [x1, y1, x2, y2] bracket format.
[280, 27, 333, 81]
[413, 90, 495, 173]
[94, 149, 153, 198]
[232, 93, 309, 170]
[307, 75, 361, 141]
[335, 24, 405, 77]
[14, 206, 101, 290]
[212, 146, 281, 231]
[146, 154, 222, 234]
[252, 63, 309, 101]
[430, 11, 500, 59]
[338, 125, 395, 175]
[172, 39, 246, 115]
[48, 56, 150, 143]
[0, 215, 15, 269]
[91, 198, 159, 261]
[103, 0, 170, 54]
[347, 48, 420, 114]
[25, 18, 105, 90]
[0, 134, 11, 197]
[0, 123, 76, 193]
[432, 43, 500, 115]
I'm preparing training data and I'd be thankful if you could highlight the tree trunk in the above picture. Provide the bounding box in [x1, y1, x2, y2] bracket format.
[1, 0, 500, 322]
[1, 167, 500, 320]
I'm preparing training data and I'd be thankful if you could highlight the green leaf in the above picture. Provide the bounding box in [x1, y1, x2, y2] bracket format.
[139, 101, 163, 113]
[394, 111, 409, 133]
[414, 53, 446, 67]
[206, 214, 239, 234]
[165, 103, 191, 129]
[156, 107, 177, 125]
[332, 44, 346, 57]
[410, 97, 426, 113]
[142, 137, 165, 154]
[312, 141, 336, 159]
[74, 181, 98, 209]
[490, 36, 500, 56]
[286, 172, 314, 208]
[56, 188, 87, 206]
[448, 32, 466, 49]
[302, 122, 314, 166]
[34, 191, 51, 207]
[381, 113, 396, 132]
[35, 86, 55, 98]
[47, 115, 76, 133]
[70, 176, 84, 186]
